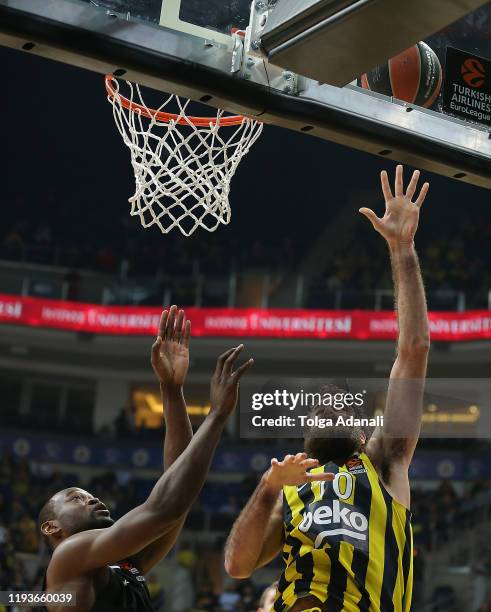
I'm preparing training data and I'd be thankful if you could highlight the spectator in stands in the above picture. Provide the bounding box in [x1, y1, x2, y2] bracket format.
[114, 407, 132, 438]
[218, 583, 241, 611]
[146, 572, 166, 611]
[237, 580, 257, 611]
[170, 550, 196, 612]
[14, 512, 38, 552]
[194, 582, 219, 611]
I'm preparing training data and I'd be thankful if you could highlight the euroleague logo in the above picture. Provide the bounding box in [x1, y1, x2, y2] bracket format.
[461, 58, 486, 88]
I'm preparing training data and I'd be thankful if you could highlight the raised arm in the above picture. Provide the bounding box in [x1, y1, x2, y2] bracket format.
[131, 306, 193, 574]
[48, 346, 253, 582]
[361, 166, 430, 499]
[155, 306, 193, 470]
[225, 453, 334, 578]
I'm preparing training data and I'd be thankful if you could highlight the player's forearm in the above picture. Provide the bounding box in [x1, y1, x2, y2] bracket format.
[161, 382, 193, 470]
[389, 242, 430, 356]
[224, 475, 280, 578]
[146, 411, 226, 521]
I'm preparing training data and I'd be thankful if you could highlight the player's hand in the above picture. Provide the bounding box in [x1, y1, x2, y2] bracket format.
[210, 345, 254, 420]
[264, 453, 335, 490]
[359, 165, 429, 245]
[151, 306, 191, 386]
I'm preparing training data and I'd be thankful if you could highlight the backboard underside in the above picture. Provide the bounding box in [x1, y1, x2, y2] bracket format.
[0, 0, 490, 188]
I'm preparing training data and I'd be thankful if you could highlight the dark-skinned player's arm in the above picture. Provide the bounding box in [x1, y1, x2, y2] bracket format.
[361, 165, 430, 503]
[47, 346, 253, 584]
[130, 305, 193, 574]
[225, 454, 334, 579]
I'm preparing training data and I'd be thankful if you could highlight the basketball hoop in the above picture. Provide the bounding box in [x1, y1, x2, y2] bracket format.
[105, 76, 263, 236]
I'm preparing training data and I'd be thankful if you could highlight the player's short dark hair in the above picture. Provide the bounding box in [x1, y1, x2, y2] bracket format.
[303, 383, 364, 464]
[38, 490, 64, 548]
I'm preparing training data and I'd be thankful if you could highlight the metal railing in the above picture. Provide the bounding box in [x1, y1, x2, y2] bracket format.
[0, 257, 489, 310]
[306, 287, 472, 311]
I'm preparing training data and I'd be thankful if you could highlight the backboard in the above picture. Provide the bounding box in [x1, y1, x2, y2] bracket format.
[1, 0, 490, 188]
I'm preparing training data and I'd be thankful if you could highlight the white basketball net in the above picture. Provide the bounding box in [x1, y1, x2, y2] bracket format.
[106, 78, 263, 236]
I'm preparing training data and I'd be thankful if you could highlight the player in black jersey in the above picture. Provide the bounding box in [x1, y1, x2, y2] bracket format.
[225, 166, 430, 612]
[37, 306, 253, 612]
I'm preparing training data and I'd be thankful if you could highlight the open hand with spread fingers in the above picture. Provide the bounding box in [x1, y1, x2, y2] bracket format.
[359, 165, 429, 246]
[210, 345, 254, 421]
[264, 453, 335, 490]
[151, 305, 191, 387]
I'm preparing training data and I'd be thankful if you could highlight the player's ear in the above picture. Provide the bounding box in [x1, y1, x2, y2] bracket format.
[41, 519, 61, 538]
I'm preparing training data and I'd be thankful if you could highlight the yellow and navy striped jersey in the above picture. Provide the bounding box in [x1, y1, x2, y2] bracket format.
[273, 453, 412, 612]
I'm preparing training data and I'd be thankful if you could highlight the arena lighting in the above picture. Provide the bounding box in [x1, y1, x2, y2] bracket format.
[187, 406, 211, 416]
[140, 391, 210, 417]
[422, 405, 481, 423]
[375, 400, 480, 424]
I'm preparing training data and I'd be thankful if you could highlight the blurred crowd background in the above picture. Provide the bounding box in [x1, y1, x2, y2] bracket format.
[1, 448, 491, 612]
[2, 190, 490, 311]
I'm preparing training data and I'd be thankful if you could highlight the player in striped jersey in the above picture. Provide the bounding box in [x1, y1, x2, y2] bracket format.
[225, 166, 430, 612]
